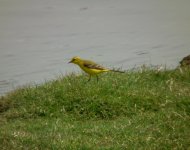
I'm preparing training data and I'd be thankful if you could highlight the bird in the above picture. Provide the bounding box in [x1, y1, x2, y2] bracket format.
[68, 56, 124, 81]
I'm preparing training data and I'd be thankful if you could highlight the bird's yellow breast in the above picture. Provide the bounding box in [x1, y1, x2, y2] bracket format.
[79, 64, 109, 75]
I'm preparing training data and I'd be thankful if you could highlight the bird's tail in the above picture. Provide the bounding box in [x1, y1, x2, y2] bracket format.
[110, 69, 125, 73]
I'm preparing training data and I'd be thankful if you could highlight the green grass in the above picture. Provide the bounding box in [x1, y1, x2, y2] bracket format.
[0, 67, 190, 149]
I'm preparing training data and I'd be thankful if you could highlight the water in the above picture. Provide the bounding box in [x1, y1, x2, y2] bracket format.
[0, 0, 190, 95]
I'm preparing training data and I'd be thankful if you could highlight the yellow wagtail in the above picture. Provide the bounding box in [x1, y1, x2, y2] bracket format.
[69, 56, 124, 81]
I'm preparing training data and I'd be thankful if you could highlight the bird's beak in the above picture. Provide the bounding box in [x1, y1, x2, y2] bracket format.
[68, 60, 72, 63]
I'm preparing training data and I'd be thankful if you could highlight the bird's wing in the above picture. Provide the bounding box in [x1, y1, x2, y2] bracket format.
[83, 60, 107, 70]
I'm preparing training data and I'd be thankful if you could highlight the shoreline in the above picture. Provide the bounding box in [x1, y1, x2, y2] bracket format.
[0, 66, 190, 149]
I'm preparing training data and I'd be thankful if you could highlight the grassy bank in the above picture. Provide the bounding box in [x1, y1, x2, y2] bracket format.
[0, 67, 190, 149]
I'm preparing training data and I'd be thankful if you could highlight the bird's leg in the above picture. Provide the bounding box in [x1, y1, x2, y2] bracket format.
[88, 75, 91, 82]
[96, 75, 99, 82]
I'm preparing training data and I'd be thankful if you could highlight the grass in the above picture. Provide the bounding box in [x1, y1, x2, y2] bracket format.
[0, 67, 190, 149]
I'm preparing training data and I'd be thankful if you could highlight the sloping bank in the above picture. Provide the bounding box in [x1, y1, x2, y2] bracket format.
[0, 67, 190, 149]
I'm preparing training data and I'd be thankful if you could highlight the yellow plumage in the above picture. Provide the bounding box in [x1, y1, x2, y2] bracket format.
[69, 56, 124, 81]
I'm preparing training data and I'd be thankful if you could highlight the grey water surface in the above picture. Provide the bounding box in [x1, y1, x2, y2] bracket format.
[0, 0, 190, 95]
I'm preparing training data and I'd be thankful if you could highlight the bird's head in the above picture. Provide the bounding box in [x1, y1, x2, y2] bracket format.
[68, 56, 81, 64]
